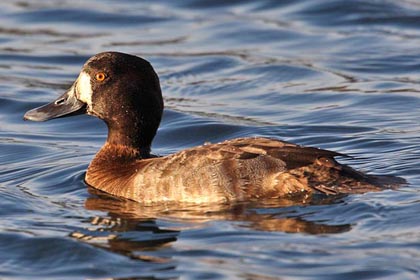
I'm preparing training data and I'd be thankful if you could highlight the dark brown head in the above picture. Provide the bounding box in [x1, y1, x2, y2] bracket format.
[24, 52, 164, 154]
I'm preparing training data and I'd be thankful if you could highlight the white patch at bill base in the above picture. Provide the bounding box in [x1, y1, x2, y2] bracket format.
[77, 71, 93, 106]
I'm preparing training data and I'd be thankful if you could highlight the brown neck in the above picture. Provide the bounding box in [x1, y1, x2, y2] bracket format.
[105, 120, 157, 158]
[98, 142, 143, 160]
[85, 143, 142, 198]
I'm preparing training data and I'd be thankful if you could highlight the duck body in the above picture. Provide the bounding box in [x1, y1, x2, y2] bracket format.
[86, 137, 384, 204]
[24, 52, 402, 204]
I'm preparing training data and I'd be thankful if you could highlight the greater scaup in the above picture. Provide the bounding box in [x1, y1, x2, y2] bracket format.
[24, 52, 404, 204]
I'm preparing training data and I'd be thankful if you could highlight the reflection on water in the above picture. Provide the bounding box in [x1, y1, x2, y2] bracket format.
[86, 188, 351, 232]
[77, 189, 351, 266]
[71, 215, 179, 264]
[1, 0, 419, 279]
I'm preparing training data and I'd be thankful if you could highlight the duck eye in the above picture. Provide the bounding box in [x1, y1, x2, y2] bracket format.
[95, 72, 106, 82]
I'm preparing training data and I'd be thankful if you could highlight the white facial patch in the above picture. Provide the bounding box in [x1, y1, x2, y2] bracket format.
[77, 71, 93, 106]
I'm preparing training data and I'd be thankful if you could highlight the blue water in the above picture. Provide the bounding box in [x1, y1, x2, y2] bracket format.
[1, 0, 419, 279]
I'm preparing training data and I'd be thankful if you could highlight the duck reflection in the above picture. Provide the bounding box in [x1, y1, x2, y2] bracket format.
[71, 188, 351, 262]
[71, 192, 179, 264]
[74, 188, 351, 236]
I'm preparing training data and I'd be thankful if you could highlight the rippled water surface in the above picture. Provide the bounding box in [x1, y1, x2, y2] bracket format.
[1, 0, 419, 279]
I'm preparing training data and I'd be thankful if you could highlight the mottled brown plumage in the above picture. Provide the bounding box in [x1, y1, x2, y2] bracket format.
[24, 52, 405, 204]
[85, 137, 393, 204]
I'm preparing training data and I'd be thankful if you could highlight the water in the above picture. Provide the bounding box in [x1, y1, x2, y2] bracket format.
[0, 0, 419, 279]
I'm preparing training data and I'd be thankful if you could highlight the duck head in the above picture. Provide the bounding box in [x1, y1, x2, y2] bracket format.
[24, 52, 164, 154]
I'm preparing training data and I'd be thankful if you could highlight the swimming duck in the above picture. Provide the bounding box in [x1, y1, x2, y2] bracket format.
[24, 52, 402, 204]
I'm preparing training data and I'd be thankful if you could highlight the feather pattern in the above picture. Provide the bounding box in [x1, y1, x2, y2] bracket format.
[85, 137, 400, 204]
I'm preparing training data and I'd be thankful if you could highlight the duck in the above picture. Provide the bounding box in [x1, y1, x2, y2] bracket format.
[24, 52, 403, 204]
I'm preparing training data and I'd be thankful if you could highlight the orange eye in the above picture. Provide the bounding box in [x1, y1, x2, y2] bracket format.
[95, 72, 106, 81]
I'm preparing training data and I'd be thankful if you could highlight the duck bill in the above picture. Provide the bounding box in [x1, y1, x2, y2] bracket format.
[24, 84, 86, 122]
